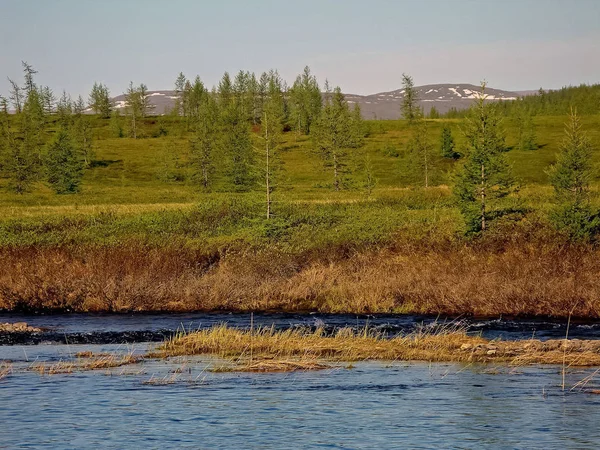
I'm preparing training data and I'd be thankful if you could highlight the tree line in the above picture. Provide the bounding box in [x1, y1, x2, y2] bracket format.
[0, 62, 597, 240]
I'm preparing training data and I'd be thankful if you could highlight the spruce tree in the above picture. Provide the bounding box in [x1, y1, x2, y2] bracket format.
[453, 82, 515, 233]
[401, 73, 419, 123]
[45, 129, 84, 194]
[440, 125, 459, 159]
[547, 109, 598, 240]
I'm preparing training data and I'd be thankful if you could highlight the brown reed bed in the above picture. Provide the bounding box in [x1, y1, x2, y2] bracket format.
[1, 241, 599, 318]
[153, 325, 600, 371]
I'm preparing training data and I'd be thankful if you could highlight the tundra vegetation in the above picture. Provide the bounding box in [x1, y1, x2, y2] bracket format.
[1, 62, 600, 317]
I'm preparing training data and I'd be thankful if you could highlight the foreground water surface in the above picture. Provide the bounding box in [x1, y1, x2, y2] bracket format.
[1, 313, 600, 448]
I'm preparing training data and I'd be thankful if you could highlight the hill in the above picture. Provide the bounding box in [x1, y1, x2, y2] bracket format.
[106, 84, 523, 119]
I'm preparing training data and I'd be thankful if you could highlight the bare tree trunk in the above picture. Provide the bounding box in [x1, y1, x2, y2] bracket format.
[481, 163, 486, 231]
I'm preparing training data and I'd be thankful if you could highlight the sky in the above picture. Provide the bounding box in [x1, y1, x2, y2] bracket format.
[1, 0, 599, 98]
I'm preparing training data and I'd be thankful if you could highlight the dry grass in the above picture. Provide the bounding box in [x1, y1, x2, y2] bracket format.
[0, 362, 12, 380]
[31, 353, 140, 375]
[154, 325, 600, 370]
[1, 243, 600, 317]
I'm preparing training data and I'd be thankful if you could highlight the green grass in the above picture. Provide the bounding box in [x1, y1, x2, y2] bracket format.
[1, 114, 599, 249]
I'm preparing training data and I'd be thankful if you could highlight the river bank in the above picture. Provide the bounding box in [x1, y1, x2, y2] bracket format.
[1, 240, 599, 318]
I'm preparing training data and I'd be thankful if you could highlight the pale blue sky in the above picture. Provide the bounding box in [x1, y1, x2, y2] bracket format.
[1, 0, 599, 97]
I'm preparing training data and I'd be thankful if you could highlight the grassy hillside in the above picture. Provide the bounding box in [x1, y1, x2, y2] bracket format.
[2, 114, 599, 207]
[1, 114, 600, 316]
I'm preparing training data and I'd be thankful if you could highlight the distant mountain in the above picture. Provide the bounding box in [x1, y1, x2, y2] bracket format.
[346, 84, 521, 119]
[107, 84, 524, 119]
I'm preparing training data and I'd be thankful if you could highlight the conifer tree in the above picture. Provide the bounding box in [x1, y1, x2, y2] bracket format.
[256, 72, 285, 218]
[41, 86, 55, 115]
[174, 72, 187, 116]
[7, 78, 23, 114]
[73, 98, 94, 167]
[190, 92, 219, 190]
[409, 117, 432, 187]
[139, 83, 150, 117]
[547, 109, 598, 240]
[401, 73, 419, 123]
[428, 106, 440, 119]
[453, 82, 515, 233]
[110, 109, 124, 138]
[440, 125, 458, 159]
[88, 82, 112, 118]
[56, 91, 73, 128]
[125, 82, 143, 139]
[45, 129, 84, 194]
[289, 66, 322, 135]
[313, 86, 363, 191]
[517, 109, 537, 151]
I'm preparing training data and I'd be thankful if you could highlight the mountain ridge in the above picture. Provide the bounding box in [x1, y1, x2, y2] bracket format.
[108, 83, 526, 119]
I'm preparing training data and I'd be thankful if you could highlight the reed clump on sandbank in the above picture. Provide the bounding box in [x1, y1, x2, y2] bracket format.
[154, 325, 600, 371]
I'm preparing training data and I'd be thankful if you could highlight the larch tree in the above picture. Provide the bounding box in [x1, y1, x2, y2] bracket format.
[88, 82, 112, 118]
[0, 90, 40, 193]
[547, 109, 598, 241]
[174, 72, 187, 116]
[7, 78, 23, 113]
[110, 109, 124, 138]
[401, 73, 419, 123]
[190, 91, 220, 191]
[219, 72, 254, 191]
[45, 129, 84, 194]
[289, 66, 322, 135]
[41, 86, 55, 115]
[73, 95, 94, 167]
[409, 117, 432, 187]
[256, 71, 285, 218]
[517, 109, 537, 151]
[313, 85, 363, 191]
[453, 82, 515, 233]
[125, 82, 143, 139]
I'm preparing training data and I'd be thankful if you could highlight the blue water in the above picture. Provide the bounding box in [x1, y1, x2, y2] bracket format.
[1, 343, 600, 449]
[2, 312, 600, 344]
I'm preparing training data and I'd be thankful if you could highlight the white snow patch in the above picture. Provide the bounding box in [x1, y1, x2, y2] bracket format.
[425, 89, 435, 94]
[148, 92, 165, 97]
[448, 87, 462, 97]
[113, 100, 128, 109]
[347, 100, 355, 103]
